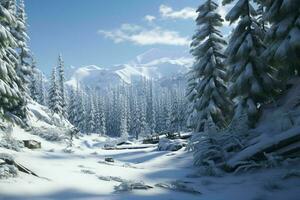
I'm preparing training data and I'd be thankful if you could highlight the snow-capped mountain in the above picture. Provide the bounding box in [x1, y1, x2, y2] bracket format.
[65, 49, 193, 89]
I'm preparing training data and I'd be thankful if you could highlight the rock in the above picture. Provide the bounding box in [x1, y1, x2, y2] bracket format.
[155, 180, 201, 194]
[105, 157, 114, 162]
[115, 180, 153, 192]
[81, 169, 96, 175]
[23, 140, 41, 149]
[98, 175, 112, 181]
[166, 132, 181, 139]
[117, 141, 133, 146]
[143, 135, 160, 144]
[97, 175, 124, 182]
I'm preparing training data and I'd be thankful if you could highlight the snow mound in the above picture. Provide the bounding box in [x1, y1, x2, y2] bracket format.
[114, 180, 153, 192]
[0, 154, 18, 179]
[158, 138, 186, 151]
[27, 101, 72, 128]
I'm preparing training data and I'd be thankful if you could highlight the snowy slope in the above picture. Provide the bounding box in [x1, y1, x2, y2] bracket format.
[65, 49, 193, 89]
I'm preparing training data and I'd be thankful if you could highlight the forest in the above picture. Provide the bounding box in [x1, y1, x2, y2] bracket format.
[0, 0, 299, 200]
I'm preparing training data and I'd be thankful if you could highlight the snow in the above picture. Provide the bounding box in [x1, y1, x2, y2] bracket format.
[0, 128, 299, 200]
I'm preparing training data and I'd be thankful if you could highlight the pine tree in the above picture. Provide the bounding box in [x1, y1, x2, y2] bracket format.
[139, 95, 150, 138]
[76, 89, 86, 133]
[223, 0, 277, 126]
[15, 0, 32, 88]
[131, 96, 141, 139]
[146, 80, 156, 135]
[87, 94, 95, 133]
[38, 73, 46, 105]
[48, 67, 62, 115]
[189, 0, 232, 131]
[170, 96, 180, 133]
[57, 54, 67, 116]
[67, 88, 77, 125]
[96, 95, 106, 135]
[186, 70, 199, 130]
[263, 0, 300, 77]
[0, 0, 26, 119]
[29, 58, 39, 101]
[99, 103, 106, 135]
[120, 95, 128, 140]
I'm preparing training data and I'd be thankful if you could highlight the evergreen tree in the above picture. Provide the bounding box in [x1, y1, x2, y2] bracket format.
[48, 67, 62, 115]
[146, 80, 156, 135]
[263, 0, 300, 77]
[0, 0, 26, 119]
[189, 0, 232, 131]
[120, 95, 128, 140]
[96, 96, 106, 135]
[38, 73, 46, 105]
[87, 94, 96, 133]
[29, 58, 39, 101]
[15, 0, 32, 88]
[139, 95, 150, 138]
[131, 96, 141, 139]
[223, 0, 277, 125]
[76, 89, 86, 133]
[67, 88, 77, 125]
[57, 54, 67, 116]
[170, 96, 180, 133]
[186, 71, 199, 130]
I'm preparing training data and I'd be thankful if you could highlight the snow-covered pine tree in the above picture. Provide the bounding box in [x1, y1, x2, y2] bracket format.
[139, 95, 150, 138]
[87, 94, 95, 133]
[263, 0, 300, 77]
[76, 88, 86, 133]
[119, 94, 128, 141]
[98, 96, 106, 135]
[170, 95, 180, 133]
[186, 70, 199, 130]
[29, 58, 39, 101]
[189, 0, 232, 131]
[164, 96, 172, 133]
[146, 80, 156, 135]
[57, 54, 67, 117]
[67, 88, 77, 125]
[38, 73, 46, 105]
[0, 0, 25, 118]
[155, 96, 165, 134]
[15, 0, 32, 89]
[93, 94, 101, 133]
[48, 67, 62, 115]
[223, 0, 277, 126]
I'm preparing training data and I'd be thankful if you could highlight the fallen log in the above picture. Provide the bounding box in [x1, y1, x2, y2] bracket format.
[0, 153, 39, 178]
[104, 144, 156, 150]
[226, 127, 300, 169]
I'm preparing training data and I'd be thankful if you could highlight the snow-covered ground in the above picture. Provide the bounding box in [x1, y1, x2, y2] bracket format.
[0, 129, 299, 200]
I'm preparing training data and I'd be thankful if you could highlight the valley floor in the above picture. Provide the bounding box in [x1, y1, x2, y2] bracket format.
[0, 133, 299, 200]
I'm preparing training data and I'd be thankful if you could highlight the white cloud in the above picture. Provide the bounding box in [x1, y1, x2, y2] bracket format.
[159, 4, 197, 20]
[98, 24, 190, 46]
[144, 15, 156, 23]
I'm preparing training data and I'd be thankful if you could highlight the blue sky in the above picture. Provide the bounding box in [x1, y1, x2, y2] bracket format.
[26, 0, 202, 75]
